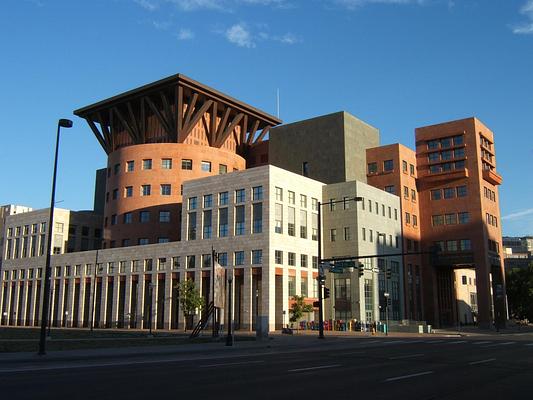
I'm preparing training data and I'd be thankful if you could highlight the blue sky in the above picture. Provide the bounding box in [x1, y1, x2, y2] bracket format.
[1, 0, 532, 235]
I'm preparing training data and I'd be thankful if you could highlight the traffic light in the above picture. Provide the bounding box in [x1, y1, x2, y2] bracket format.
[386, 268, 391, 279]
[324, 287, 331, 299]
[358, 267, 364, 278]
[318, 275, 326, 285]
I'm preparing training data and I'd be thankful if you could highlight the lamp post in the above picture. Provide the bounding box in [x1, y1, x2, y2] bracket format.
[226, 272, 234, 346]
[47, 282, 54, 337]
[148, 283, 154, 337]
[317, 196, 363, 339]
[90, 250, 102, 332]
[255, 288, 259, 331]
[377, 232, 387, 335]
[39, 118, 73, 356]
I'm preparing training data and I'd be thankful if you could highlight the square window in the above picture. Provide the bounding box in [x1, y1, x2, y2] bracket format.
[160, 184, 171, 196]
[114, 164, 120, 175]
[138, 238, 149, 245]
[427, 140, 439, 150]
[367, 162, 377, 174]
[288, 191, 295, 204]
[234, 251, 245, 266]
[275, 250, 283, 264]
[126, 160, 134, 172]
[123, 213, 132, 224]
[384, 185, 395, 194]
[275, 187, 283, 201]
[203, 194, 213, 208]
[300, 194, 307, 208]
[201, 161, 212, 172]
[188, 197, 197, 210]
[142, 159, 152, 170]
[456, 185, 467, 197]
[252, 249, 262, 265]
[383, 160, 393, 172]
[125, 186, 133, 198]
[219, 192, 228, 206]
[253, 186, 263, 201]
[430, 189, 441, 200]
[141, 185, 151, 196]
[159, 211, 170, 222]
[219, 164, 227, 174]
[458, 212, 470, 224]
[140, 211, 150, 223]
[182, 159, 193, 170]
[441, 138, 452, 148]
[428, 152, 440, 162]
[235, 189, 245, 203]
[161, 158, 172, 169]
[443, 188, 455, 199]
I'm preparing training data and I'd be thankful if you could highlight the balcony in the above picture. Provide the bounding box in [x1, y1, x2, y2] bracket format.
[483, 169, 503, 185]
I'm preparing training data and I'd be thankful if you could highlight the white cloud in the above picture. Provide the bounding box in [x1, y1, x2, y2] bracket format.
[275, 32, 300, 44]
[166, 0, 225, 10]
[225, 23, 255, 47]
[502, 208, 533, 220]
[512, 0, 533, 34]
[134, 0, 159, 11]
[153, 20, 172, 30]
[177, 28, 195, 39]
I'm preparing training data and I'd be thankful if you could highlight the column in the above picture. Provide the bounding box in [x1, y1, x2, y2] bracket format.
[124, 274, 132, 329]
[164, 273, 172, 330]
[111, 276, 120, 328]
[241, 267, 253, 331]
[264, 266, 276, 332]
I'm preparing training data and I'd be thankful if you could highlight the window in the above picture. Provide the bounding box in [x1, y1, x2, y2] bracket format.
[235, 189, 245, 203]
[288, 207, 296, 236]
[330, 228, 337, 242]
[161, 158, 172, 169]
[252, 250, 263, 264]
[453, 135, 464, 146]
[455, 160, 465, 169]
[383, 160, 393, 172]
[252, 186, 263, 201]
[462, 275, 467, 285]
[301, 254, 308, 268]
[111, 214, 117, 225]
[126, 160, 134, 172]
[367, 162, 377, 174]
[275, 203, 283, 234]
[411, 189, 416, 201]
[445, 213, 457, 225]
[288, 191, 295, 204]
[311, 198, 318, 211]
[429, 165, 441, 174]
[405, 212, 411, 224]
[141, 185, 151, 196]
[454, 148, 465, 159]
[187, 255, 196, 269]
[329, 199, 336, 211]
[219, 208, 228, 237]
[159, 211, 170, 223]
[275, 250, 283, 264]
[402, 160, 408, 172]
[410, 164, 415, 175]
[219, 164, 227, 174]
[344, 227, 351, 241]
[302, 161, 309, 177]
[456, 185, 467, 197]
[142, 159, 152, 170]
[413, 215, 418, 227]
[203, 194, 213, 208]
[55, 222, 64, 233]
[288, 276, 296, 296]
[188, 197, 197, 210]
[447, 240, 458, 251]
[300, 194, 307, 208]
[235, 205, 245, 235]
[432, 215, 444, 226]
[182, 159, 193, 170]
[112, 188, 118, 200]
[458, 212, 470, 224]
[431, 189, 441, 200]
[404, 186, 409, 199]
[312, 213, 318, 241]
[299, 210, 307, 239]
[201, 161, 212, 172]
[275, 187, 283, 201]
[140, 211, 150, 223]
[138, 238, 149, 245]
[384, 185, 395, 194]
[122, 239, 130, 247]
[443, 187, 454, 199]
[188, 212, 197, 240]
[160, 184, 171, 196]
[428, 152, 440, 162]
[253, 203, 262, 234]
[460, 239, 472, 250]
[217, 253, 227, 267]
[441, 137, 452, 148]
[202, 254, 212, 268]
[441, 150, 453, 160]
[172, 257, 181, 270]
[362, 227, 366, 241]
[288, 252, 296, 266]
[125, 186, 133, 198]
[428, 140, 439, 150]
[219, 191, 228, 206]
[203, 210, 212, 239]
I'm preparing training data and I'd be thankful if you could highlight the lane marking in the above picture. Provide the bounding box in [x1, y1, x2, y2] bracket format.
[389, 353, 424, 360]
[288, 364, 341, 373]
[472, 341, 492, 345]
[524, 343, 533, 346]
[486, 341, 515, 347]
[199, 360, 264, 368]
[385, 371, 434, 382]
[468, 358, 496, 365]
[446, 340, 468, 344]
[425, 340, 444, 344]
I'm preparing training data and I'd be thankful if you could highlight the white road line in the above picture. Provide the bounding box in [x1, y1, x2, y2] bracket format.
[362, 340, 381, 344]
[468, 358, 496, 365]
[524, 343, 533, 346]
[288, 364, 341, 373]
[199, 360, 264, 368]
[486, 341, 516, 347]
[472, 341, 492, 345]
[446, 340, 468, 344]
[385, 371, 434, 382]
[389, 353, 424, 360]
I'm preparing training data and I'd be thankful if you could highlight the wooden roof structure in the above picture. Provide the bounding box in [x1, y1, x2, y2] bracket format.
[74, 74, 282, 155]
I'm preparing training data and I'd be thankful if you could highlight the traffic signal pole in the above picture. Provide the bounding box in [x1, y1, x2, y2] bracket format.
[317, 201, 324, 339]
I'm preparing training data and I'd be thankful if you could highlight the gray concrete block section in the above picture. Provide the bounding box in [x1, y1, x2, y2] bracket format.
[269, 111, 379, 184]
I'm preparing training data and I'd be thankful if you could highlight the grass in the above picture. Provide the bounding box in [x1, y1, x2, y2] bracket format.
[0, 327, 254, 353]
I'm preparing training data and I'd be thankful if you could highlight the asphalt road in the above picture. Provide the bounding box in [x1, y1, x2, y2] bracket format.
[1, 336, 533, 400]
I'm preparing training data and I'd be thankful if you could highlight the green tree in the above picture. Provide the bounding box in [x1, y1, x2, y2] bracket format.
[506, 262, 533, 322]
[289, 295, 314, 331]
[176, 279, 205, 331]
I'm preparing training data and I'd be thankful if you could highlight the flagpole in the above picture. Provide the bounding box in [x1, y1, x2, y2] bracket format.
[212, 247, 217, 337]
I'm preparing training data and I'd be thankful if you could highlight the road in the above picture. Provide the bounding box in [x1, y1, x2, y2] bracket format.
[1, 336, 532, 399]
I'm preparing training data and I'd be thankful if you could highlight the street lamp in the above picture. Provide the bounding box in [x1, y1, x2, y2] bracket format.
[148, 282, 155, 337]
[255, 288, 259, 332]
[38, 118, 73, 356]
[317, 196, 363, 339]
[377, 232, 388, 336]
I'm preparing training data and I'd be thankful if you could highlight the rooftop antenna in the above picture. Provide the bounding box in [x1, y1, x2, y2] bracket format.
[276, 88, 280, 119]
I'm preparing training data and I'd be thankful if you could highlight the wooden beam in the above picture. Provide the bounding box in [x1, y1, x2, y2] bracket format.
[215, 113, 244, 147]
[145, 96, 173, 140]
[96, 112, 112, 150]
[109, 109, 116, 150]
[254, 125, 271, 144]
[201, 115, 211, 145]
[180, 100, 213, 143]
[113, 106, 140, 145]
[177, 85, 183, 134]
[86, 118, 110, 154]
[182, 92, 198, 131]
[160, 91, 177, 141]
[139, 97, 146, 142]
[126, 103, 141, 143]
[239, 114, 248, 150]
[210, 102, 218, 146]
[215, 107, 231, 143]
[247, 120, 260, 145]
